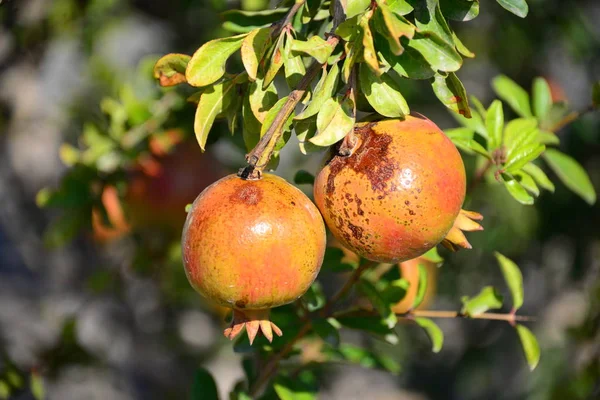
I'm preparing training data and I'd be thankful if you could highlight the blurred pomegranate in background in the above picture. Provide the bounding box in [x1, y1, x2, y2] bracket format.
[92, 131, 223, 241]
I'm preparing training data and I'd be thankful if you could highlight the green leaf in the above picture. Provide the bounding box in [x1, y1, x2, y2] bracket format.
[191, 368, 219, 400]
[523, 162, 555, 192]
[358, 280, 397, 329]
[264, 35, 286, 88]
[194, 80, 236, 150]
[544, 149, 597, 205]
[422, 246, 444, 264]
[452, 109, 487, 138]
[242, 95, 262, 151]
[360, 12, 381, 73]
[291, 36, 334, 64]
[295, 117, 321, 154]
[360, 64, 409, 118]
[0, 381, 9, 399]
[379, 39, 435, 80]
[453, 32, 475, 58]
[296, 63, 340, 120]
[312, 318, 341, 347]
[374, 3, 415, 56]
[260, 96, 294, 151]
[532, 77, 552, 120]
[514, 170, 540, 196]
[414, 318, 444, 353]
[342, 26, 364, 83]
[221, 9, 288, 33]
[505, 143, 545, 173]
[411, 0, 454, 45]
[273, 376, 316, 400]
[294, 170, 316, 185]
[593, 81, 600, 107]
[503, 117, 538, 160]
[153, 53, 190, 87]
[503, 176, 535, 205]
[387, 0, 414, 15]
[444, 127, 474, 141]
[440, 0, 479, 21]
[186, 34, 247, 87]
[486, 100, 504, 150]
[540, 101, 569, 131]
[241, 27, 272, 81]
[492, 75, 532, 117]
[431, 72, 471, 118]
[407, 31, 462, 72]
[494, 252, 524, 310]
[515, 324, 540, 371]
[470, 95, 487, 119]
[412, 262, 428, 309]
[325, 344, 401, 374]
[461, 286, 504, 316]
[451, 138, 491, 159]
[336, 312, 396, 336]
[346, 0, 371, 18]
[496, 0, 529, 18]
[321, 247, 357, 273]
[538, 130, 560, 145]
[249, 76, 279, 123]
[284, 35, 306, 90]
[311, 96, 355, 146]
[380, 279, 410, 303]
[30, 373, 45, 400]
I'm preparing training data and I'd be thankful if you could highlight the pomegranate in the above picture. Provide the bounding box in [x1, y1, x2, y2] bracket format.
[314, 115, 482, 263]
[182, 173, 327, 344]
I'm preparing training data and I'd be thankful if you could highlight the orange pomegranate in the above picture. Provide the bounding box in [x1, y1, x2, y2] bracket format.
[182, 173, 326, 344]
[314, 115, 482, 263]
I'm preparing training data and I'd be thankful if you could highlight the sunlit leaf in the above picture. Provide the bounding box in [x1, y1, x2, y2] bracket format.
[494, 252, 524, 310]
[502, 175, 534, 205]
[516, 324, 540, 370]
[431, 72, 471, 118]
[503, 117, 538, 160]
[514, 170, 540, 196]
[186, 34, 247, 87]
[412, 262, 428, 309]
[274, 376, 316, 400]
[360, 12, 381, 73]
[414, 318, 444, 353]
[492, 75, 532, 117]
[440, 0, 480, 21]
[249, 76, 279, 123]
[532, 77, 552, 120]
[461, 286, 503, 316]
[496, 0, 529, 18]
[194, 79, 236, 150]
[544, 149, 597, 205]
[485, 100, 504, 150]
[264, 34, 286, 88]
[411, 0, 454, 45]
[360, 63, 409, 118]
[407, 31, 462, 72]
[296, 63, 340, 120]
[379, 39, 435, 79]
[30, 373, 44, 400]
[451, 138, 491, 159]
[291, 36, 334, 64]
[504, 143, 545, 173]
[522, 162, 555, 192]
[387, 0, 414, 15]
[374, 2, 415, 55]
[311, 96, 355, 146]
[295, 117, 321, 154]
[346, 0, 371, 18]
[241, 27, 272, 81]
[445, 127, 474, 141]
[453, 32, 475, 58]
[221, 8, 288, 33]
[242, 95, 262, 151]
[284, 33, 306, 89]
[153, 53, 191, 86]
[260, 96, 293, 151]
[537, 130, 560, 145]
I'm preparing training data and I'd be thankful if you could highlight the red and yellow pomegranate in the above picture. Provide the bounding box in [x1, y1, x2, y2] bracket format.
[314, 115, 482, 263]
[182, 173, 326, 344]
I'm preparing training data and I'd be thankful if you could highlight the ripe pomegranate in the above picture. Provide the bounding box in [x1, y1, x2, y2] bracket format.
[314, 115, 482, 263]
[182, 173, 327, 344]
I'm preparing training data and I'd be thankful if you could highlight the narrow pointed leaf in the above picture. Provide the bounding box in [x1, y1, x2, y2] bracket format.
[445, 127, 474, 141]
[496, 0, 529, 18]
[360, 13, 381, 73]
[241, 27, 272, 81]
[264, 38, 285, 88]
[516, 324, 540, 370]
[503, 117, 538, 159]
[503, 176, 535, 205]
[431, 72, 471, 118]
[494, 252, 524, 310]
[505, 143, 545, 173]
[453, 32, 475, 58]
[523, 163, 555, 192]
[544, 149, 596, 205]
[412, 262, 428, 309]
[360, 63, 409, 118]
[538, 130, 560, 145]
[296, 64, 340, 120]
[186, 34, 247, 87]
[153, 53, 191, 86]
[311, 97, 355, 146]
[532, 77, 552, 119]
[461, 286, 503, 316]
[414, 318, 444, 353]
[486, 100, 504, 150]
[412, 0, 454, 45]
[492, 75, 532, 117]
[515, 171, 540, 196]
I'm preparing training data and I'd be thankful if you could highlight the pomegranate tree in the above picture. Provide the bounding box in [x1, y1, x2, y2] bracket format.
[182, 173, 326, 344]
[314, 116, 482, 263]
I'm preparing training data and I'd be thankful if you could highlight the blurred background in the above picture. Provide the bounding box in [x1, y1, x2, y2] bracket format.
[0, 0, 599, 399]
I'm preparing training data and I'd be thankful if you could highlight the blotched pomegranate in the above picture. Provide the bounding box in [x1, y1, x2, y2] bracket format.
[314, 115, 482, 263]
[182, 173, 326, 344]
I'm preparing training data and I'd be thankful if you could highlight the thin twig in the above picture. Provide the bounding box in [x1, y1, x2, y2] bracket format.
[408, 309, 536, 322]
[548, 104, 596, 133]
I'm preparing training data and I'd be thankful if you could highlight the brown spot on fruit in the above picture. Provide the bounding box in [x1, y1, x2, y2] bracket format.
[232, 184, 263, 205]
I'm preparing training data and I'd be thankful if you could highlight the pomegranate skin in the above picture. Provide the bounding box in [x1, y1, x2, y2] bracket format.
[314, 116, 466, 263]
[182, 173, 326, 310]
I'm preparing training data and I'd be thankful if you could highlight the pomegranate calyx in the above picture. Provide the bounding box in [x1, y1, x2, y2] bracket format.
[441, 209, 484, 251]
[224, 309, 283, 345]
